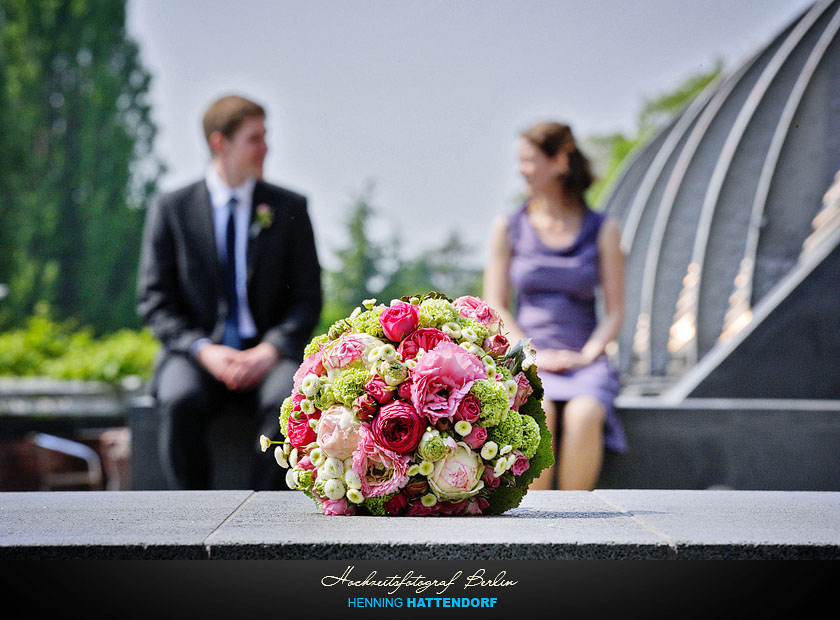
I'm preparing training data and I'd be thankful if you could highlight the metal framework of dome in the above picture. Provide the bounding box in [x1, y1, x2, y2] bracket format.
[602, 0, 840, 401]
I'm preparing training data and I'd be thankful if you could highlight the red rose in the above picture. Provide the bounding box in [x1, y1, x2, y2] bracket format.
[371, 400, 425, 453]
[396, 327, 452, 360]
[364, 376, 394, 404]
[402, 479, 428, 498]
[384, 492, 408, 515]
[353, 393, 379, 421]
[379, 301, 420, 342]
[286, 413, 316, 449]
[454, 394, 481, 423]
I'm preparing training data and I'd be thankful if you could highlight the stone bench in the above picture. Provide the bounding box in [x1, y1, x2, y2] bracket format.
[1, 490, 838, 559]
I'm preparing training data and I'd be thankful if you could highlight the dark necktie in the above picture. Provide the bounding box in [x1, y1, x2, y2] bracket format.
[222, 196, 241, 349]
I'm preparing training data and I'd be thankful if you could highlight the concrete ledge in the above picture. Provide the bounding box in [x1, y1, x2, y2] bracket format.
[1, 490, 838, 559]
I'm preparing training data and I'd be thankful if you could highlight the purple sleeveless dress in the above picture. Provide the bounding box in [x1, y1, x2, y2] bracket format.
[507, 203, 628, 453]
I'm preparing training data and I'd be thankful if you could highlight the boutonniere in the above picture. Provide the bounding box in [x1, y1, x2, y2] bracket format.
[250, 203, 274, 238]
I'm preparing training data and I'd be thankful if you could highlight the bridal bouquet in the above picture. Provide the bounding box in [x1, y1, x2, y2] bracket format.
[260, 292, 553, 516]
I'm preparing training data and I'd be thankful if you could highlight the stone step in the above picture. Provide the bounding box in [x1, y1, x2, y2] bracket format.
[1, 490, 837, 560]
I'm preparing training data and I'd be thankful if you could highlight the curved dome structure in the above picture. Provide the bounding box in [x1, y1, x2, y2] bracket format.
[603, 0, 840, 400]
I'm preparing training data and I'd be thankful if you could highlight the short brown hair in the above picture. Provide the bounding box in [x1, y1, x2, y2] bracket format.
[202, 95, 266, 145]
[521, 121, 594, 200]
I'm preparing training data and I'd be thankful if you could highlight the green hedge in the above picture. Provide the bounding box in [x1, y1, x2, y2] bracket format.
[0, 308, 159, 383]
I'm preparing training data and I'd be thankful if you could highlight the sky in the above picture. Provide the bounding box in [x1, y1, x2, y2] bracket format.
[126, 0, 816, 271]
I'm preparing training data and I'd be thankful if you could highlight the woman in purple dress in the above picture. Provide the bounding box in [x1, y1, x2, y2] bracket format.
[484, 121, 627, 490]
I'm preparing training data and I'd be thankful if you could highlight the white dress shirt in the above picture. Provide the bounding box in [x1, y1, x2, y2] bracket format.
[204, 165, 258, 342]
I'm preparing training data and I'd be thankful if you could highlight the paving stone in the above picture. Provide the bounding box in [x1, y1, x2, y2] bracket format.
[204, 491, 670, 559]
[595, 489, 840, 559]
[0, 490, 253, 559]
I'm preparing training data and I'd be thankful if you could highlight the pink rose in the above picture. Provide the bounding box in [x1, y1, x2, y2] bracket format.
[321, 498, 356, 516]
[353, 393, 379, 421]
[287, 412, 317, 450]
[396, 328, 452, 361]
[316, 405, 361, 459]
[297, 455, 315, 472]
[462, 425, 487, 450]
[323, 333, 382, 374]
[410, 341, 486, 423]
[371, 400, 425, 454]
[364, 376, 395, 404]
[464, 498, 488, 515]
[384, 493, 408, 515]
[511, 449, 530, 476]
[352, 424, 410, 497]
[482, 466, 501, 489]
[293, 350, 324, 388]
[482, 334, 510, 358]
[379, 301, 420, 342]
[454, 394, 481, 423]
[291, 391, 305, 410]
[453, 295, 502, 334]
[512, 372, 534, 411]
[397, 379, 413, 401]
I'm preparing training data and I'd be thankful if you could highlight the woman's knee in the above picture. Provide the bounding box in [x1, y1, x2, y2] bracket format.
[562, 396, 605, 432]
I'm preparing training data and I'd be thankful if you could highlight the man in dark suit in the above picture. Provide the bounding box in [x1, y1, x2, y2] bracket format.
[137, 94, 321, 490]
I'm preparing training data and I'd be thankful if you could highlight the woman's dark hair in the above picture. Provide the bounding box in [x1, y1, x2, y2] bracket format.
[521, 121, 594, 201]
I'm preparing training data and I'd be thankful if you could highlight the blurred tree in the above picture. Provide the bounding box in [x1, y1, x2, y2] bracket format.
[317, 186, 482, 335]
[0, 0, 163, 332]
[319, 183, 384, 332]
[585, 62, 723, 207]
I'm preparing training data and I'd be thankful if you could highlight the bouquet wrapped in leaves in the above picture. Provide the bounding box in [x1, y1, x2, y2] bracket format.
[261, 292, 553, 516]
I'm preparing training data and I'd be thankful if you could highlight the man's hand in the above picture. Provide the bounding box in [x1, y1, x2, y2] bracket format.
[195, 343, 240, 382]
[219, 342, 280, 391]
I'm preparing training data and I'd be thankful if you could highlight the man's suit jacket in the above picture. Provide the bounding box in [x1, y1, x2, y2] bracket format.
[137, 178, 322, 376]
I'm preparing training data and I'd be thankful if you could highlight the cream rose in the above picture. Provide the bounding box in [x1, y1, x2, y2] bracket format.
[316, 404, 361, 459]
[427, 441, 485, 501]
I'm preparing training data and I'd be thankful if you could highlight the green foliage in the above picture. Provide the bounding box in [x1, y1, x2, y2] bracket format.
[483, 367, 553, 515]
[0, 305, 158, 382]
[0, 0, 163, 333]
[585, 62, 723, 207]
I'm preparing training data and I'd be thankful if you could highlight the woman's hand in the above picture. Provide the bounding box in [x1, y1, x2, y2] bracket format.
[535, 348, 590, 373]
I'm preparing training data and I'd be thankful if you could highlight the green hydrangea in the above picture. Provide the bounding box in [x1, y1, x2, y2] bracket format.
[364, 492, 399, 516]
[349, 307, 386, 339]
[328, 318, 352, 339]
[304, 333, 330, 358]
[418, 299, 459, 329]
[519, 414, 541, 459]
[457, 316, 489, 343]
[331, 367, 369, 406]
[488, 409, 523, 450]
[470, 378, 510, 427]
[279, 396, 294, 437]
[493, 364, 513, 383]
